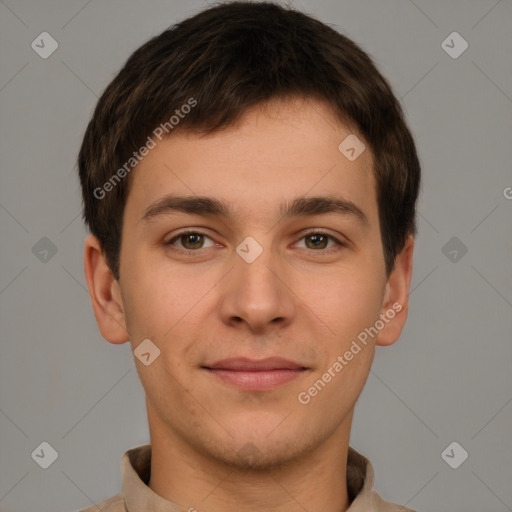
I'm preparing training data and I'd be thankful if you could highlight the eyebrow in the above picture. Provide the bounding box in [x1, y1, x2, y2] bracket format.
[140, 194, 368, 225]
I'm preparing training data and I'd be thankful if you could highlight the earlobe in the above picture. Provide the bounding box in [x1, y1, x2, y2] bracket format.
[376, 235, 415, 347]
[83, 234, 129, 344]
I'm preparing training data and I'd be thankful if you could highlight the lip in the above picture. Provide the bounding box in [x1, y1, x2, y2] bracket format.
[203, 357, 308, 391]
[206, 357, 305, 371]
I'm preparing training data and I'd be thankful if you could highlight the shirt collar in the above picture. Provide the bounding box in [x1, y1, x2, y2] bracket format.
[122, 444, 411, 512]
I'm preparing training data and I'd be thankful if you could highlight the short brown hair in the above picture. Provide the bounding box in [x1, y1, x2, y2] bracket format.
[78, 0, 421, 281]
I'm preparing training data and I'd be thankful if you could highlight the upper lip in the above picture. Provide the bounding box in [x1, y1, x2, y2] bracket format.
[204, 357, 307, 371]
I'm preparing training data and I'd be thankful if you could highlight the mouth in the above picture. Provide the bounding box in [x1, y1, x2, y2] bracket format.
[202, 357, 309, 391]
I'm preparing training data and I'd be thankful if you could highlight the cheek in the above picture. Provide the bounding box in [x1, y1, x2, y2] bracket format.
[121, 264, 213, 374]
[303, 268, 384, 337]
[297, 275, 382, 413]
[121, 256, 192, 332]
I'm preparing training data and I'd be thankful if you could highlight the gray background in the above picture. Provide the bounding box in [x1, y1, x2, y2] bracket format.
[0, 0, 511, 511]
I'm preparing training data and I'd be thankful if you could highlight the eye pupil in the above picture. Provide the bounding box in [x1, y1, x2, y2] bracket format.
[306, 234, 328, 249]
[182, 233, 203, 249]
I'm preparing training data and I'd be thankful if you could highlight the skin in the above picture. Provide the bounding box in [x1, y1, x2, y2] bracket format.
[84, 95, 414, 512]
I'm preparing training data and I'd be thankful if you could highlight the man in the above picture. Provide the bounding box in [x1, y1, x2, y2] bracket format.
[78, 2, 420, 510]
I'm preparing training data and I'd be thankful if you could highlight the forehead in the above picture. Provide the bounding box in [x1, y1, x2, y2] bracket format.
[124, 96, 377, 227]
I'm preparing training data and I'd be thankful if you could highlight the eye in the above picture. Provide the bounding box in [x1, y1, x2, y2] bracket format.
[165, 230, 217, 251]
[165, 229, 346, 254]
[295, 231, 346, 251]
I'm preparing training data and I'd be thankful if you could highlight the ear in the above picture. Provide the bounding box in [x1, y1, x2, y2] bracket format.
[376, 235, 415, 347]
[83, 234, 129, 344]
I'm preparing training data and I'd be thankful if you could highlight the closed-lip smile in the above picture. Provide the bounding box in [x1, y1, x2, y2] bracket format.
[203, 357, 308, 391]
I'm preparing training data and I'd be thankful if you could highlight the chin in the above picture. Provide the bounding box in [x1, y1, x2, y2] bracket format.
[224, 436, 306, 471]
[204, 420, 317, 471]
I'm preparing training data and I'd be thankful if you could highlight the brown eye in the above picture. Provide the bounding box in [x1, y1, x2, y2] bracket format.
[297, 231, 344, 251]
[305, 233, 329, 249]
[179, 233, 204, 249]
[166, 230, 216, 251]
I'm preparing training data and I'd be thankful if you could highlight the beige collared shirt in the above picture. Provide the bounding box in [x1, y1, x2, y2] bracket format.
[79, 444, 416, 512]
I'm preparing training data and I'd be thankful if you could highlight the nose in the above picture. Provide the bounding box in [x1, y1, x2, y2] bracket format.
[218, 240, 296, 333]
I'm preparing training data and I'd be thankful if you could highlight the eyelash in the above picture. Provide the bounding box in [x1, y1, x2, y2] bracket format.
[165, 229, 347, 255]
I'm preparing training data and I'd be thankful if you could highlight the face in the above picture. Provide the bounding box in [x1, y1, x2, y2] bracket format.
[86, 96, 413, 469]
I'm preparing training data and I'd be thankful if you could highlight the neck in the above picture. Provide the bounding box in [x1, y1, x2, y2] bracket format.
[147, 407, 352, 512]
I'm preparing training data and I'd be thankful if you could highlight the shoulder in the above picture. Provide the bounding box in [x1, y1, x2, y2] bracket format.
[368, 489, 418, 511]
[78, 492, 125, 512]
[347, 446, 418, 512]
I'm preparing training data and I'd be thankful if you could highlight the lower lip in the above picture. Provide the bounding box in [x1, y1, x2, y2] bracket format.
[205, 368, 306, 391]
